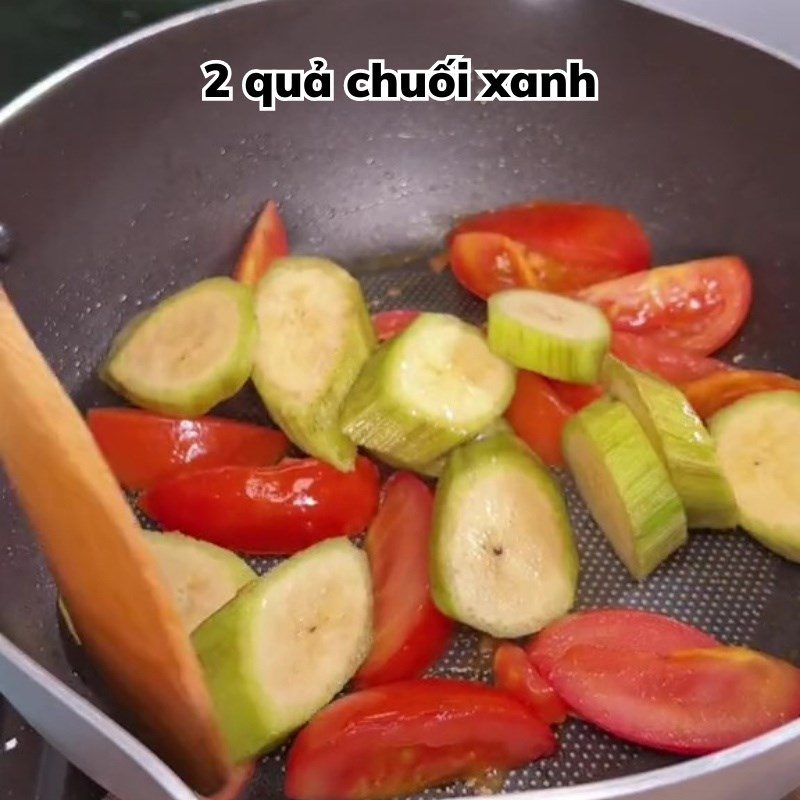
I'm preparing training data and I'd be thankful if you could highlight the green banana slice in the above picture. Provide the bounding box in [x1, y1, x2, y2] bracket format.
[603, 356, 738, 530]
[192, 538, 373, 762]
[58, 597, 81, 644]
[709, 391, 800, 561]
[252, 257, 376, 471]
[563, 398, 687, 580]
[60, 530, 255, 642]
[430, 433, 578, 637]
[142, 531, 255, 632]
[370, 448, 446, 478]
[487, 289, 610, 384]
[371, 419, 514, 479]
[103, 277, 256, 417]
[341, 313, 516, 465]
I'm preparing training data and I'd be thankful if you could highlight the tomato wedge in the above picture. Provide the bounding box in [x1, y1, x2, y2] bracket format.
[682, 370, 800, 420]
[611, 331, 729, 384]
[87, 408, 289, 491]
[505, 371, 573, 466]
[354, 473, 453, 688]
[527, 609, 717, 680]
[449, 202, 650, 299]
[493, 643, 567, 726]
[285, 680, 556, 800]
[548, 645, 800, 755]
[576, 256, 752, 355]
[233, 200, 290, 286]
[371, 309, 421, 342]
[139, 457, 380, 555]
[450, 232, 566, 299]
[548, 380, 603, 411]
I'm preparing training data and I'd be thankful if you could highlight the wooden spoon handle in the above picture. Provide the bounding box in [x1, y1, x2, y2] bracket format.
[0, 285, 230, 794]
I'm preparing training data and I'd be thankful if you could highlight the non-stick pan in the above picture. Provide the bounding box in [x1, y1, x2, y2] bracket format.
[1, 1, 799, 799]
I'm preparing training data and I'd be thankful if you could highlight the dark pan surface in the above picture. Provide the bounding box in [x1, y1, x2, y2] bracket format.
[1, 0, 799, 797]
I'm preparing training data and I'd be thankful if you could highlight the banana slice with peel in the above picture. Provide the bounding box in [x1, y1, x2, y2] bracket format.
[371, 448, 446, 478]
[60, 531, 256, 641]
[192, 538, 373, 762]
[372, 418, 514, 479]
[709, 391, 800, 561]
[252, 257, 376, 471]
[103, 277, 257, 417]
[603, 356, 738, 530]
[488, 289, 610, 384]
[563, 398, 687, 580]
[430, 432, 578, 637]
[142, 531, 256, 632]
[341, 313, 516, 466]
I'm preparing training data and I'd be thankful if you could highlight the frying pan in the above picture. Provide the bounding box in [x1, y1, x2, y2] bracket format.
[1, 0, 799, 798]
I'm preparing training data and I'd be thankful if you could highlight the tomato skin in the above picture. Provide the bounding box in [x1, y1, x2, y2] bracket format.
[204, 763, 256, 800]
[576, 256, 753, 356]
[682, 371, 800, 420]
[548, 645, 800, 755]
[548, 380, 603, 411]
[354, 473, 453, 688]
[527, 609, 717, 680]
[611, 331, 729, 384]
[285, 680, 556, 800]
[233, 200, 290, 286]
[139, 457, 380, 554]
[505, 371, 574, 466]
[372, 310, 421, 342]
[493, 644, 567, 726]
[450, 202, 650, 299]
[87, 408, 289, 491]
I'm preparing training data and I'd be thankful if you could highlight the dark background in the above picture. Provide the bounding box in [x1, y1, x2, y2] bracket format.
[0, 0, 217, 104]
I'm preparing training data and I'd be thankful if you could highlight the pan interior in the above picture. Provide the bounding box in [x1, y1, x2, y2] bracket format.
[109, 260, 779, 798]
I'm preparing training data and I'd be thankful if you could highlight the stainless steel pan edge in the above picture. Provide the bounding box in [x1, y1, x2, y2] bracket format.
[0, 633, 194, 800]
[1, 1, 799, 799]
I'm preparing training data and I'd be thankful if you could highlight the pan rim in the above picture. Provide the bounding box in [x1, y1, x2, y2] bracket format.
[1, 0, 799, 797]
[620, 0, 799, 70]
[0, 632, 196, 800]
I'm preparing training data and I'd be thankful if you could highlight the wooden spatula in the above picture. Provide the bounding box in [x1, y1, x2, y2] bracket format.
[0, 285, 231, 795]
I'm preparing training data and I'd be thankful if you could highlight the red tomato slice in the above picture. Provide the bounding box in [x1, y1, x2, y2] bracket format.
[204, 763, 256, 800]
[285, 680, 556, 800]
[548, 380, 603, 411]
[505, 371, 574, 466]
[611, 331, 729, 384]
[139, 457, 380, 555]
[493, 643, 567, 726]
[233, 200, 290, 286]
[354, 473, 453, 688]
[548, 645, 800, 755]
[682, 371, 800, 420]
[527, 609, 717, 680]
[87, 408, 289, 491]
[576, 256, 752, 355]
[450, 232, 568, 299]
[372, 310, 421, 342]
[449, 202, 650, 299]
